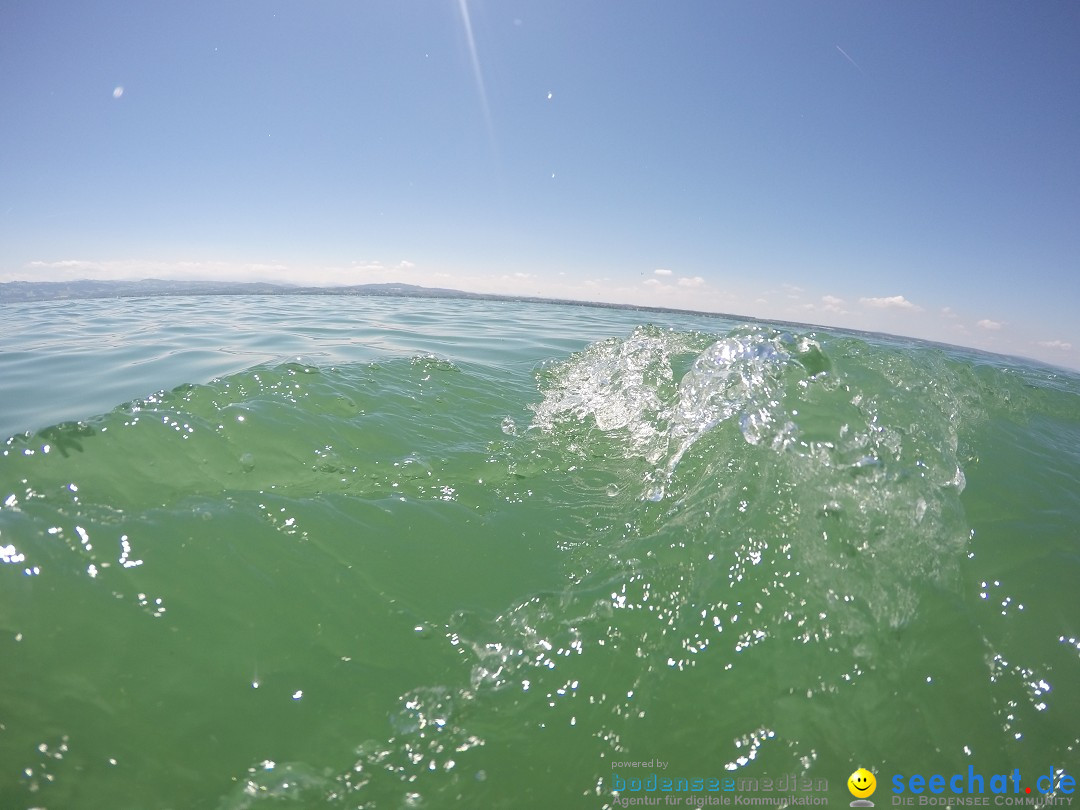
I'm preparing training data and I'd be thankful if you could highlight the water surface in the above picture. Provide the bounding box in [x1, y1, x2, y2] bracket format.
[2, 295, 1078, 808]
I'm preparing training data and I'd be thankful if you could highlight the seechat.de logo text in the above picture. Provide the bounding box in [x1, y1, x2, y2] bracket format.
[851, 765, 1077, 806]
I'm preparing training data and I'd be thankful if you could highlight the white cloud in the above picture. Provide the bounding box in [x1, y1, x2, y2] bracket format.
[653, 268, 672, 276]
[941, 306, 957, 318]
[1037, 339, 1072, 350]
[643, 278, 663, 287]
[29, 259, 89, 269]
[976, 319, 1003, 331]
[677, 276, 705, 287]
[860, 295, 919, 310]
[821, 294, 846, 313]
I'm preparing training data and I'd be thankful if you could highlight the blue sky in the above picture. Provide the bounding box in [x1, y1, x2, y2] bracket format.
[2, 1, 1078, 368]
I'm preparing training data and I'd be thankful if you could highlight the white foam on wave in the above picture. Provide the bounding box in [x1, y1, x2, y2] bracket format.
[531, 326, 802, 499]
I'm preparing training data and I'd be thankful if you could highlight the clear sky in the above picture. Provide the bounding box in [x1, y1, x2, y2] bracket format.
[2, 1, 1078, 368]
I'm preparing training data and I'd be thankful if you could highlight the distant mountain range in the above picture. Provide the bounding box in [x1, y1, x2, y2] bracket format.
[0, 279, 483, 302]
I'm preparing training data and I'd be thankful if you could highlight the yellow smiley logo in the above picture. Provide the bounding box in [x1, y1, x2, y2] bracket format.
[848, 768, 877, 798]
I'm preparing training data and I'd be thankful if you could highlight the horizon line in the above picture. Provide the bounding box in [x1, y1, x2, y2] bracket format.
[2, 277, 1073, 375]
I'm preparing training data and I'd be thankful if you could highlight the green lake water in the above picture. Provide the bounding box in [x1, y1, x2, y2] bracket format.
[1, 295, 1078, 808]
